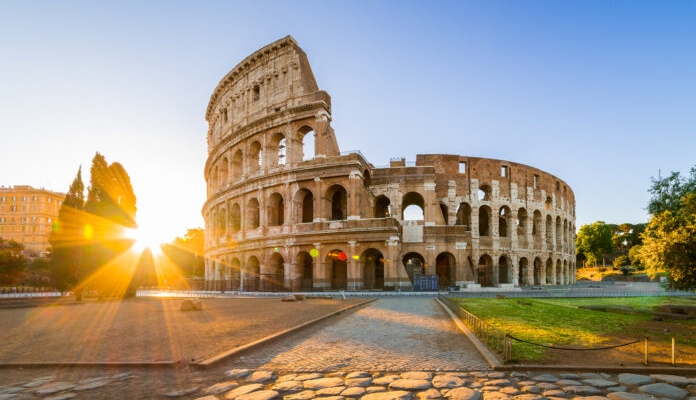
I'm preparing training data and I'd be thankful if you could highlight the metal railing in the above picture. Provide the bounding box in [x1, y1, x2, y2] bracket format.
[438, 295, 513, 362]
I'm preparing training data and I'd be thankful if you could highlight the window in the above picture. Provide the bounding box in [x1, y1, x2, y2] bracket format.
[253, 85, 260, 101]
[48, 198, 52, 202]
[1, 196, 5, 202]
[533, 175, 539, 189]
[501, 165, 509, 177]
[459, 161, 466, 174]
[11, 196, 16, 202]
[33, 195, 38, 201]
[0, 217, 4, 223]
[10, 205, 16, 212]
[22, 196, 27, 202]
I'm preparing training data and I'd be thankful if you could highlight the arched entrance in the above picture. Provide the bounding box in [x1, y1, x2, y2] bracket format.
[297, 251, 314, 291]
[436, 252, 455, 289]
[478, 255, 494, 287]
[264, 252, 285, 292]
[518, 257, 529, 286]
[533, 257, 543, 285]
[361, 248, 384, 290]
[244, 256, 260, 292]
[498, 256, 510, 284]
[402, 252, 425, 285]
[327, 249, 348, 290]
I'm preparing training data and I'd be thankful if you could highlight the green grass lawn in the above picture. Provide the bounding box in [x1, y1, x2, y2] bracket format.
[452, 297, 696, 362]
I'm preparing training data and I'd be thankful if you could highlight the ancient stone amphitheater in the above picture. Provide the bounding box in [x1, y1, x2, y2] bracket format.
[202, 36, 576, 292]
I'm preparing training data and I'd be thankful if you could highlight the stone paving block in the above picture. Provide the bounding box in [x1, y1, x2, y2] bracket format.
[617, 374, 652, 386]
[389, 379, 432, 391]
[202, 380, 239, 395]
[447, 387, 482, 400]
[650, 375, 696, 387]
[607, 392, 656, 400]
[418, 387, 444, 399]
[234, 389, 279, 400]
[223, 383, 265, 399]
[302, 377, 344, 390]
[341, 386, 366, 397]
[639, 383, 689, 400]
[362, 390, 413, 400]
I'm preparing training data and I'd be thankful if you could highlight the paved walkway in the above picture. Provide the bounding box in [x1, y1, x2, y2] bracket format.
[222, 297, 490, 372]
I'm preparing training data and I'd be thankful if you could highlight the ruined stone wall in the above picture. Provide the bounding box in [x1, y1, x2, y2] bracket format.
[202, 37, 577, 292]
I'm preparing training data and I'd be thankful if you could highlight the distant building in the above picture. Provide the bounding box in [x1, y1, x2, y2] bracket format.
[0, 185, 65, 257]
[203, 37, 577, 292]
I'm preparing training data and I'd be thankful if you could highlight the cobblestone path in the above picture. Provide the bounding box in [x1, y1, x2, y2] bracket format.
[222, 297, 491, 372]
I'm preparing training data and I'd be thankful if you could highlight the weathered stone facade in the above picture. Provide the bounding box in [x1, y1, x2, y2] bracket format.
[202, 36, 576, 291]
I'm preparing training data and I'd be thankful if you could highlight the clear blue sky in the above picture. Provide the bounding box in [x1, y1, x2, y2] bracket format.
[2, 1, 695, 241]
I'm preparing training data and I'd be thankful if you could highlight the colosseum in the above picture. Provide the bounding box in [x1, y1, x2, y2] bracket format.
[202, 36, 577, 292]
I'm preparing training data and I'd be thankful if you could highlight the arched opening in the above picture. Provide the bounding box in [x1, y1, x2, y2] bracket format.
[402, 252, 425, 285]
[264, 252, 285, 292]
[272, 133, 286, 166]
[247, 198, 260, 229]
[456, 202, 471, 230]
[231, 149, 243, 180]
[533, 257, 543, 285]
[230, 203, 241, 233]
[361, 248, 384, 290]
[518, 257, 529, 286]
[478, 184, 491, 201]
[300, 127, 315, 161]
[556, 216, 562, 245]
[402, 192, 425, 220]
[477, 255, 494, 287]
[230, 258, 241, 291]
[479, 205, 491, 236]
[244, 256, 260, 292]
[532, 210, 542, 238]
[517, 208, 528, 236]
[499, 206, 511, 238]
[436, 252, 456, 289]
[439, 203, 449, 225]
[327, 185, 347, 221]
[556, 259, 563, 285]
[498, 256, 510, 284]
[375, 195, 391, 218]
[298, 251, 314, 291]
[267, 192, 284, 226]
[327, 249, 348, 290]
[546, 258, 554, 285]
[220, 157, 229, 186]
[247, 141, 262, 174]
[295, 188, 314, 223]
[546, 215, 554, 246]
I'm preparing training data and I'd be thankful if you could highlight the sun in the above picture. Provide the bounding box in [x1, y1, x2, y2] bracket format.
[124, 225, 166, 254]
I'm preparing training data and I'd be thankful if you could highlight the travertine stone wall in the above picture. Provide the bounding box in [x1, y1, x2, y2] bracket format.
[202, 36, 576, 292]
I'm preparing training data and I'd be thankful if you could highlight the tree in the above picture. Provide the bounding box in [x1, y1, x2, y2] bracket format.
[0, 238, 27, 285]
[162, 228, 205, 278]
[638, 192, 696, 289]
[647, 167, 696, 215]
[575, 221, 613, 267]
[49, 166, 86, 293]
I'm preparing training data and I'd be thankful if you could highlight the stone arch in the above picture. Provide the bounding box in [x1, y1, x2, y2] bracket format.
[518, 257, 529, 286]
[264, 252, 285, 292]
[294, 188, 314, 223]
[533, 257, 543, 285]
[230, 203, 241, 233]
[479, 205, 492, 236]
[361, 248, 385, 290]
[439, 203, 449, 225]
[556, 259, 563, 285]
[375, 195, 391, 218]
[532, 210, 542, 238]
[220, 157, 229, 186]
[297, 251, 314, 291]
[244, 256, 260, 292]
[436, 252, 456, 289]
[498, 255, 511, 284]
[231, 148, 243, 180]
[229, 258, 241, 290]
[546, 257, 554, 285]
[546, 215, 553, 246]
[247, 198, 260, 229]
[247, 140, 262, 174]
[456, 202, 471, 230]
[477, 254, 494, 287]
[299, 125, 315, 161]
[517, 208, 528, 236]
[271, 132, 286, 166]
[478, 184, 492, 201]
[267, 192, 284, 226]
[499, 206, 511, 238]
[402, 252, 425, 284]
[326, 185, 347, 221]
[556, 216, 562, 246]
[402, 192, 425, 220]
[326, 249, 348, 290]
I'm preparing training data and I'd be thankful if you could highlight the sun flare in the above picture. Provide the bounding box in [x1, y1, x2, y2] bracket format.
[124, 226, 166, 254]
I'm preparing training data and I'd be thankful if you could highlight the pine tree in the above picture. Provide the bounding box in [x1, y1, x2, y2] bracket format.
[49, 167, 86, 294]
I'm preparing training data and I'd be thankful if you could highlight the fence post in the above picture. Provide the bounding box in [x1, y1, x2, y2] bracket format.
[644, 337, 648, 365]
[672, 337, 675, 366]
